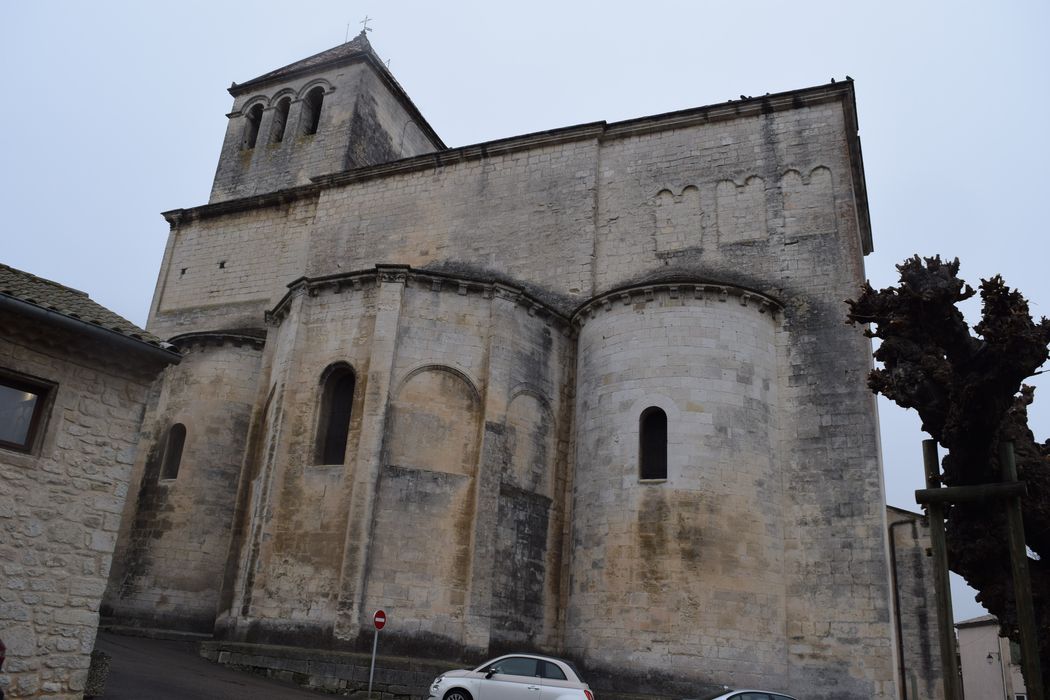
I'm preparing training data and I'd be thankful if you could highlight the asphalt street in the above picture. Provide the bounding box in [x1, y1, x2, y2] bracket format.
[95, 632, 331, 699]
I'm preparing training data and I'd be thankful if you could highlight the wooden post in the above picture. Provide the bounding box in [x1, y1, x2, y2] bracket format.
[922, 439, 963, 700]
[999, 441, 1044, 700]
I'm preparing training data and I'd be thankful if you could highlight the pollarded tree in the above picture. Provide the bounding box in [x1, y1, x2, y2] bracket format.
[846, 255, 1049, 690]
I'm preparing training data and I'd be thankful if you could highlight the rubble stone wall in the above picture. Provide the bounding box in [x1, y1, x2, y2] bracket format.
[0, 317, 159, 699]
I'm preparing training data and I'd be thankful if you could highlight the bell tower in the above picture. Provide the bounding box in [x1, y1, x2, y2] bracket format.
[209, 32, 444, 203]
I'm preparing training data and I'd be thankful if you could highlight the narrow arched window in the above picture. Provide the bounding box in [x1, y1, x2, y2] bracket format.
[639, 407, 667, 480]
[316, 364, 355, 464]
[302, 87, 324, 136]
[160, 423, 186, 480]
[270, 97, 290, 143]
[243, 104, 263, 149]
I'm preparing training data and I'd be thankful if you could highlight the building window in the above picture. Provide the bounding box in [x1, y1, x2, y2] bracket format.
[302, 87, 324, 136]
[160, 423, 186, 480]
[316, 364, 355, 464]
[639, 406, 667, 480]
[0, 372, 52, 453]
[243, 104, 264, 149]
[270, 97, 290, 143]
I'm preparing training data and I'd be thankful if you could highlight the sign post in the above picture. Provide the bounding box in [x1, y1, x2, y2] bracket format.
[368, 609, 386, 698]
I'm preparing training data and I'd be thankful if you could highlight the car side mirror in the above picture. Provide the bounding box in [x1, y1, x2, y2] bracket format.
[485, 666, 501, 679]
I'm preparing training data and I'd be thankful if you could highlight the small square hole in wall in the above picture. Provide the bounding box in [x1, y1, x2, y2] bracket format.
[218, 261, 226, 269]
[180, 268, 187, 276]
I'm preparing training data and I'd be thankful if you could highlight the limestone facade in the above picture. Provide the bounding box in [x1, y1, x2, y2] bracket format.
[102, 33, 923, 699]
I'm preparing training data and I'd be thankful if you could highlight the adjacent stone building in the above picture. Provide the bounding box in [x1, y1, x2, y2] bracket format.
[887, 506, 945, 700]
[101, 32, 930, 698]
[0, 264, 179, 699]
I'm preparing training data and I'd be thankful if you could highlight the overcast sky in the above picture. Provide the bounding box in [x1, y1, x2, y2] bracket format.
[3, 1, 1047, 622]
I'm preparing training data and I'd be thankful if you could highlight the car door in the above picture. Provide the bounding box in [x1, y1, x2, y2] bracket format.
[477, 656, 542, 700]
[538, 659, 582, 700]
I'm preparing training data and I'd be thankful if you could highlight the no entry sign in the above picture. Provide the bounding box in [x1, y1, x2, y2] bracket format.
[368, 609, 387, 695]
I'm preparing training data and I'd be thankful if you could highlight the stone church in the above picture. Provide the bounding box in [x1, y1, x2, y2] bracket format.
[101, 32, 937, 699]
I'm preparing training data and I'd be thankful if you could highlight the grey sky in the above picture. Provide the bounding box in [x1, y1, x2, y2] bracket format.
[3, 1, 1047, 623]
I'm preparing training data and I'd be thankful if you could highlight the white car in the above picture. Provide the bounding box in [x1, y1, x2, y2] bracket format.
[428, 653, 595, 700]
[690, 690, 798, 700]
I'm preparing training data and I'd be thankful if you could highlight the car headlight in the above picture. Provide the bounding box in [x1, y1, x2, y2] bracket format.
[432, 677, 444, 690]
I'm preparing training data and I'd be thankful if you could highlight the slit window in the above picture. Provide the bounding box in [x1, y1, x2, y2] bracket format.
[316, 364, 355, 464]
[0, 372, 52, 453]
[270, 97, 290, 143]
[243, 104, 263, 149]
[160, 423, 186, 480]
[302, 87, 324, 136]
[639, 407, 667, 480]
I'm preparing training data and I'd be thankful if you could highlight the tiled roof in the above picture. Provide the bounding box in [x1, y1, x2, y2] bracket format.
[0, 263, 169, 350]
[235, 31, 374, 90]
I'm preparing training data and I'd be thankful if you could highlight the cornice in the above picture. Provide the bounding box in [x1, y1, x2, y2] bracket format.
[168, 330, 267, 352]
[265, 265, 572, 330]
[570, 281, 783, 330]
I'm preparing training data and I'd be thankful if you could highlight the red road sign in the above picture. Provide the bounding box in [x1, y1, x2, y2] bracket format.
[373, 610, 386, 630]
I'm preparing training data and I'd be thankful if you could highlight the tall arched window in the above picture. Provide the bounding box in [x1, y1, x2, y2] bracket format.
[160, 423, 186, 480]
[302, 87, 324, 136]
[243, 104, 264, 149]
[270, 97, 290, 143]
[316, 364, 355, 464]
[639, 407, 667, 480]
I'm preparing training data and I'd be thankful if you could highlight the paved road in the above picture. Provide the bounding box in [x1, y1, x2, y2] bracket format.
[96, 632, 330, 699]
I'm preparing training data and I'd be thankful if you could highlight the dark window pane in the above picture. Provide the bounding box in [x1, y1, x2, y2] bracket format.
[495, 657, 538, 677]
[161, 423, 186, 479]
[271, 98, 290, 143]
[317, 365, 355, 464]
[541, 661, 566, 680]
[640, 407, 667, 479]
[0, 383, 39, 446]
[243, 104, 263, 150]
[303, 87, 324, 135]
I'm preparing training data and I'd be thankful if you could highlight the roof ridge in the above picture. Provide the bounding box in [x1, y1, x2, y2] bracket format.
[232, 30, 378, 93]
[0, 262, 89, 297]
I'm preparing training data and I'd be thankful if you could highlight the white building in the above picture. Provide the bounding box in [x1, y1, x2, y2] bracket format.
[956, 614, 1027, 700]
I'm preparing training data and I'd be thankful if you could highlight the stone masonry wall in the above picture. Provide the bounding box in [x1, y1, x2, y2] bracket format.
[0, 315, 160, 699]
[219, 272, 575, 662]
[103, 337, 263, 633]
[228, 287, 379, 636]
[150, 197, 316, 340]
[569, 286, 783, 693]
